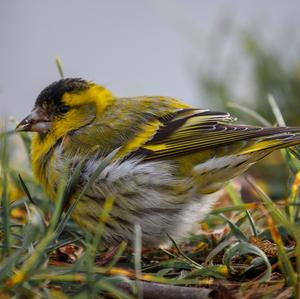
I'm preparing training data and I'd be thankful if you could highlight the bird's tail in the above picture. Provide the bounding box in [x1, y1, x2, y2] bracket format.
[192, 128, 300, 194]
[238, 127, 300, 155]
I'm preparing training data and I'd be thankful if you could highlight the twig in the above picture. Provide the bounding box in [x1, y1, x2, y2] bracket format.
[116, 281, 212, 299]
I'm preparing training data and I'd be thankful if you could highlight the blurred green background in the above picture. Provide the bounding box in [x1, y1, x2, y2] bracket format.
[197, 30, 300, 199]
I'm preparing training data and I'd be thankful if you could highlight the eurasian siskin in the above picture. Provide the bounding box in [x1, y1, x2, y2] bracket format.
[16, 78, 300, 247]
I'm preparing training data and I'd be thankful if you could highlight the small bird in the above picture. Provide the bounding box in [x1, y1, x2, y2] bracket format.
[16, 78, 300, 247]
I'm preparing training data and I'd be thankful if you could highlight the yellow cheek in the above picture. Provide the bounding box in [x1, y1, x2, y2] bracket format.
[51, 103, 97, 138]
[52, 111, 82, 137]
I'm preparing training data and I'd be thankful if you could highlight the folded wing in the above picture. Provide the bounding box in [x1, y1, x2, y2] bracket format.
[130, 109, 300, 160]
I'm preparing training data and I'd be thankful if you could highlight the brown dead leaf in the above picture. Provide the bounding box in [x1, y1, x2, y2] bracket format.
[249, 236, 278, 257]
[56, 244, 84, 263]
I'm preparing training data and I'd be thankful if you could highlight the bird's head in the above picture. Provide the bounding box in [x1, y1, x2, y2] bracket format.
[16, 78, 114, 138]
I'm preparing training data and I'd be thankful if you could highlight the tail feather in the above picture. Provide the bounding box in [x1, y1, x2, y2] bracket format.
[192, 130, 300, 194]
[240, 130, 300, 155]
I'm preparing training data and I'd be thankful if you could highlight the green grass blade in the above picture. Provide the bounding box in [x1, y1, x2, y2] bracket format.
[95, 279, 136, 299]
[204, 239, 233, 265]
[269, 219, 297, 290]
[227, 102, 271, 126]
[223, 242, 272, 282]
[134, 224, 143, 299]
[55, 57, 64, 79]
[167, 234, 203, 269]
[212, 203, 256, 214]
[183, 264, 229, 279]
[18, 174, 35, 205]
[0, 127, 11, 256]
[0, 248, 24, 283]
[267, 94, 286, 126]
[247, 177, 298, 237]
[106, 241, 127, 270]
[218, 214, 248, 242]
[246, 209, 258, 237]
[225, 183, 243, 206]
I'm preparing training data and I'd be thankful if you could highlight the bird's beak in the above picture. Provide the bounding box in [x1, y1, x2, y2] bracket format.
[16, 107, 51, 133]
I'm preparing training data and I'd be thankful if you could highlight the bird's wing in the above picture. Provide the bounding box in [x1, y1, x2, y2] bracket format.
[128, 109, 300, 160]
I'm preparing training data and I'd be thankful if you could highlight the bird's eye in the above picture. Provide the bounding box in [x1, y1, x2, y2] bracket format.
[59, 105, 70, 114]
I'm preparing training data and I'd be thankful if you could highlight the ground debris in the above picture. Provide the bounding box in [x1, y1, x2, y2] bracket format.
[249, 236, 278, 257]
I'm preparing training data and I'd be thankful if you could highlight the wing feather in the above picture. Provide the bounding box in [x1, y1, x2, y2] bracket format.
[129, 109, 300, 160]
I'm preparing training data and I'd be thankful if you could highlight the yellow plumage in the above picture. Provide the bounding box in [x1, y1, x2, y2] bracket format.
[16, 78, 300, 246]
